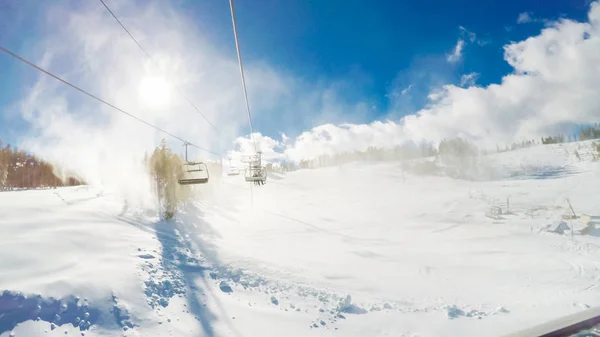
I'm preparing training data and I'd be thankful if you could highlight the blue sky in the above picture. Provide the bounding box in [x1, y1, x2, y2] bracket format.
[185, 0, 590, 116]
[0, 0, 594, 150]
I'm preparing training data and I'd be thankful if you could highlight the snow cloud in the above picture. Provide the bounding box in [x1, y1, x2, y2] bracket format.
[14, 0, 258, 202]
[283, 122, 407, 162]
[12, 0, 367, 198]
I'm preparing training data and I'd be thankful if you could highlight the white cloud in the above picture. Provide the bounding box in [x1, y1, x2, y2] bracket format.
[517, 12, 533, 24]
[401, 84, 412, 95]
[284, 122, 407, 162]
[517, 12, 551, 25]
[241, 1, 600, 160]
[281, 132, 289, 143]
[459, 72, 479, 87]
[459, 26, 489, 46]
[397, 1, 600, 147]
[230, 132, 284, 163]
[459, 26, 477, 42]
[447, 39, 465, 63]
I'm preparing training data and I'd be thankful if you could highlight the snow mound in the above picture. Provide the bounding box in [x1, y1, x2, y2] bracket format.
[337, 295, 367, 315]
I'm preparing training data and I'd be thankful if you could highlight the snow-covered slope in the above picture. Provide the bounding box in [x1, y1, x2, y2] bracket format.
[2, 141, 600, 337]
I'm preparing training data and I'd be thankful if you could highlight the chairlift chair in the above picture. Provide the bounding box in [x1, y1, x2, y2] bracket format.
[241, 151, 266, 184]
[178, 142, 210, 185]
[227, 167, 240, 176]
[178, 161, 210, 185]
[227, 157, 241, 176]
[244, 166, 267, 183]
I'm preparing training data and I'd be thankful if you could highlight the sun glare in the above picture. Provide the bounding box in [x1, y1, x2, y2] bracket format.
[138, 76, 172, 108]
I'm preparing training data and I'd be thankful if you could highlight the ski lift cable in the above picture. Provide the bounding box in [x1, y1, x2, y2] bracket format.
[98, 0, 223, 137]
[228, 0, 257, 153]
[0, 45, 221, 157]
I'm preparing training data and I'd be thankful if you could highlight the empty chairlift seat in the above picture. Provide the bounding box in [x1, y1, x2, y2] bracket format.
[178, 162, 210, 185]
[227, 167, 240, 176]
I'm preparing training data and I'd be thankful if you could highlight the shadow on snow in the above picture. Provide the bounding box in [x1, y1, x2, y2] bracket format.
[0, 291, 134, 334]
[0, 199, 236, 336]
[118, 200, 240, 337]
[508, 165, 579, 181]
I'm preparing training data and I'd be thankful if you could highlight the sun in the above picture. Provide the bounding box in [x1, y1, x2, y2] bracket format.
[138, 76, 172, 108]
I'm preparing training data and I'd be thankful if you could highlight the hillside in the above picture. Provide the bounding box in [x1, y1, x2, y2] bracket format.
[1, 141, 600, 336]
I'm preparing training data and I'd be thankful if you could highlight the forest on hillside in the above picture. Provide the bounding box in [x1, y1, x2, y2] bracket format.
[0, 139, 84, 191]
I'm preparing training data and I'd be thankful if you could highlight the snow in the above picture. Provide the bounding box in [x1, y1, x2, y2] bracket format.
[1, 141, 600, 336]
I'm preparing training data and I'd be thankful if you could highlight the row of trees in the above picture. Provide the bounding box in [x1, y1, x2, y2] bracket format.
[541, 124, 600, 144]
[269, 140, 481, 176]
[541, 134, 566, 144]
[591, 141, 600, 161]
[496, 139, 537, 153]
[283, 124, 600, 171]
[281, 129, 600, 181]
[424, 136, 600, 179]
[272, 144, 439, 171]
[579, 124, 600, 141]
[0, 139, 83, 191]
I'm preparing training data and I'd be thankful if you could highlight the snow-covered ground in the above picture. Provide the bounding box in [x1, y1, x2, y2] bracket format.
[2, 141, 600, 337]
